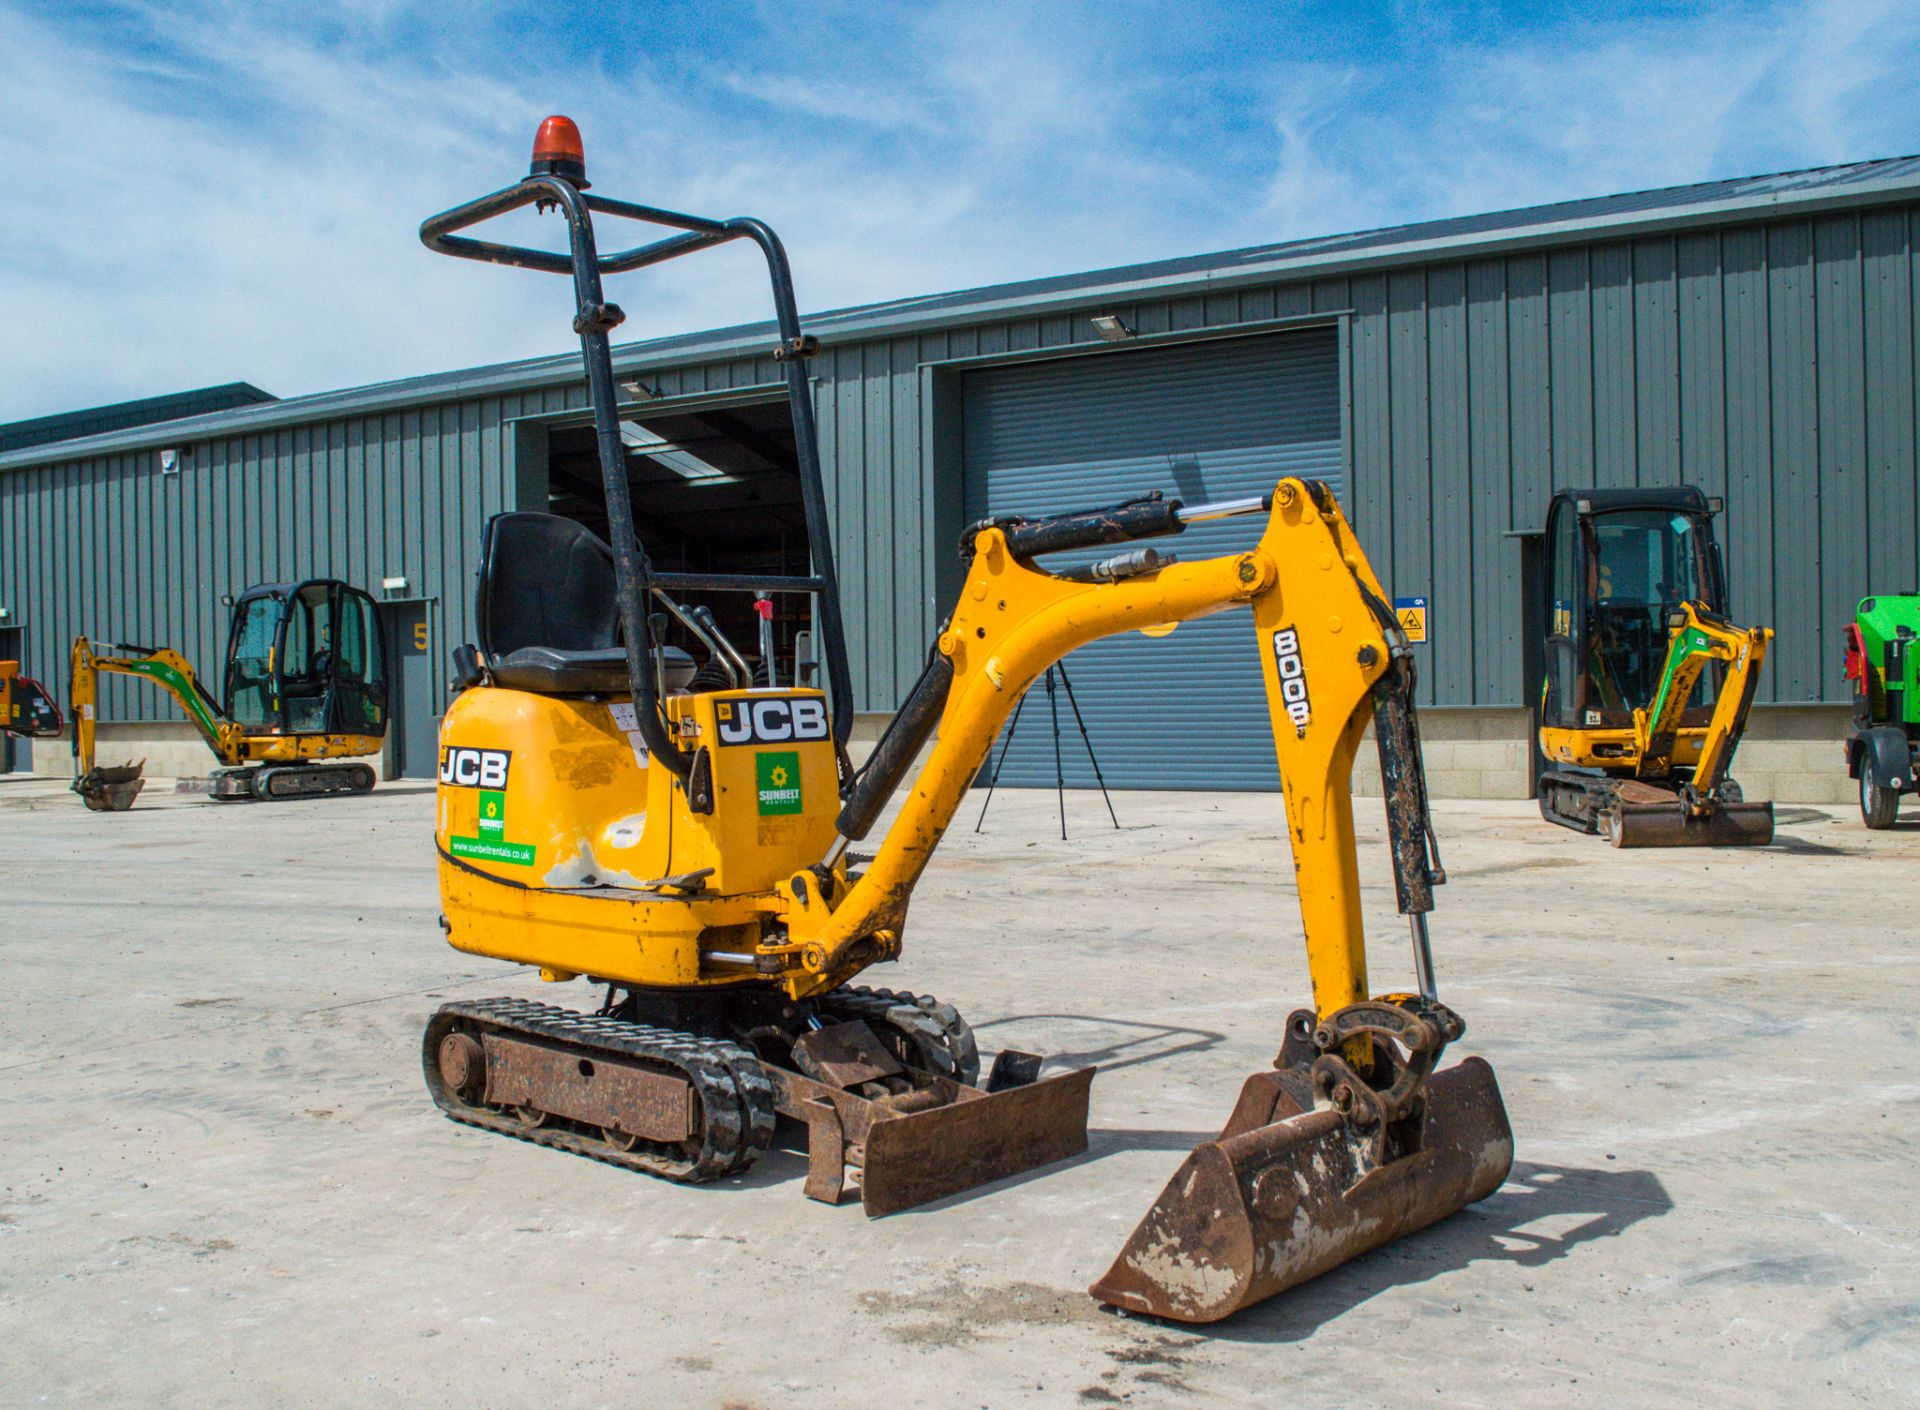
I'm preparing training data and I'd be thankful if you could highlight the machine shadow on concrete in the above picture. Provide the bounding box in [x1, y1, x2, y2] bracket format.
[1188, 1160, 1674, 1342]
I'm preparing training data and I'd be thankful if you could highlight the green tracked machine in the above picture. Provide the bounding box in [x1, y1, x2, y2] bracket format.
[1843, 593, 1920, 828]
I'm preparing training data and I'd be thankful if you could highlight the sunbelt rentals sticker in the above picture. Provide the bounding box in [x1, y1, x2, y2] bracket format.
[757, 750, 802, 816]
[442, 747, 534, 866]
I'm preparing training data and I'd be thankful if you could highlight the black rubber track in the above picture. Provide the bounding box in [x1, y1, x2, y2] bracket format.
[819, 985, 981, 1086]
[423, 997, 776, 1182]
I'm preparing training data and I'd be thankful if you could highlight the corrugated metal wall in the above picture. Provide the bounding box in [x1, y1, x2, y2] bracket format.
[810, 204, 1920, 710]
[0, 391, 563, 721]
[6, 202, 1918, 726]
[959, 329, 1342, 790]
[1346, 209, 1920, 707]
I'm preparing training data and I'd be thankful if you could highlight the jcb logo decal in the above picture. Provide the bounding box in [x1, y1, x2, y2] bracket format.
[1271, 628, 1312, 736]
[440, 747, 511, 789]
[715, 696, 830, 747]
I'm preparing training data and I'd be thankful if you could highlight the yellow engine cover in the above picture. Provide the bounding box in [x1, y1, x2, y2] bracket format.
[435, 684, 841, 988]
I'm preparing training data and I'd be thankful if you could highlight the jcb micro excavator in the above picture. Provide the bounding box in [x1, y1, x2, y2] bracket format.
[1537, 486, 1775, 847]
[1, 660, 63, 741]
[416, 117, 1512, 1324]
[70, 578, 388, 810]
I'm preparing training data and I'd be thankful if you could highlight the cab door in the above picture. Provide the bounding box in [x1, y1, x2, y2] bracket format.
[327, 587, 388, 737]
[224, 592, 284, 727]
[270, 582, 388, 738]
[1540, 497, 1583, 731]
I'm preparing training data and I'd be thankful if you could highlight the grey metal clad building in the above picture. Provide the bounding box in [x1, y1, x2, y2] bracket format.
[5, 157, 1919, 797]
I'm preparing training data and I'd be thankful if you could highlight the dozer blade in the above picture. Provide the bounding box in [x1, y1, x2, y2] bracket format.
[1090, 1056, 1511, 1324]
[773, 1050, 1095, 1217]
[74, 763, 146, 812]
[1607, 800, 1773, 848]
[859, 1065, 1095, 1216]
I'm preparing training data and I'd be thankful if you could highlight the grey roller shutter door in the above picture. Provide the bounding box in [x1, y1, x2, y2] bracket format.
[961, 327, 1342, 791]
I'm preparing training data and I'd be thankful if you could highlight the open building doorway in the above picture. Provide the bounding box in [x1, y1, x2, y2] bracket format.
[543, 395, 816, 687]
[0, 626, 26, 773]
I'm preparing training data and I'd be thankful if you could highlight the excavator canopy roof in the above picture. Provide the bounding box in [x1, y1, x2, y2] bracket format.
[1550, 485, 1712, 517]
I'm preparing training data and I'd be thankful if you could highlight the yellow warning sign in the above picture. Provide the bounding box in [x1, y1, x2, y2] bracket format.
[1394, 595, 1428, 644]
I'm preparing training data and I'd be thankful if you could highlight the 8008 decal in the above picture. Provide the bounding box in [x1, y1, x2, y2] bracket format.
[1271, 628, 1312, 735]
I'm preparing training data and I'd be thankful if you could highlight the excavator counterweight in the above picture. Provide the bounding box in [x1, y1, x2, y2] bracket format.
[1, 661, 63, 741]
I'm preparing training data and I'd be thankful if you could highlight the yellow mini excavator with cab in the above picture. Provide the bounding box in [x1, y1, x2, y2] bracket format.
[70, 578, 388, 810]
[416, 117, 1512, 1324]
[1536, 486, 1774, 847]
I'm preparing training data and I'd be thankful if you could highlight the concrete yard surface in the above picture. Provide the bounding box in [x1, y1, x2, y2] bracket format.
[1, 776, 1916, 1408]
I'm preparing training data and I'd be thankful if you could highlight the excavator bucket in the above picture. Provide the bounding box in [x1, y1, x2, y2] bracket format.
[1606, 782, 1774, 848]
[1092, 1021, 1512, 1324]
[74, 763, 146, 812]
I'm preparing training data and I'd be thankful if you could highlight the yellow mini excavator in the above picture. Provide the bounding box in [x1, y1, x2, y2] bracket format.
[70, 579, 387, 810]
[416, 117, 1512, 1324]
[2, 660, 63, 742]
[1536, 486, 1774, 847]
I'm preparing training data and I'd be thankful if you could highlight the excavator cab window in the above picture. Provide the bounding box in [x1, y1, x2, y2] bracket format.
[280, 585, 332, 733]
[1580, 508, 1719, 728]
[225, 593, 282, 727]
[224, 581, 388, 737]
[329, 588, 387, 734]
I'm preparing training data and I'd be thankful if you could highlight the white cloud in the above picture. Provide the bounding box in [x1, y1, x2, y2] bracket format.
[1252, 1, 1920, 239]
[2, 0, 1916, 423]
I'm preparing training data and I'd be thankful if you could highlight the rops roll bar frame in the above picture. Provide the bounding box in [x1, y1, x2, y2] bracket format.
[420, 173, 854, 783]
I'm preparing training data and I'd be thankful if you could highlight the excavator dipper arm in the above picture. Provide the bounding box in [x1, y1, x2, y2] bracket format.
[1592, 601, 1776, 846]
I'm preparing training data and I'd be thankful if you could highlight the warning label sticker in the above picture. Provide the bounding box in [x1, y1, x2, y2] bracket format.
[1393, 595, 1428, 644]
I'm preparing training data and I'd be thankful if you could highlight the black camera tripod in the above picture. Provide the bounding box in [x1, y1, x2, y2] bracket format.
[973, 662, 1118, 839]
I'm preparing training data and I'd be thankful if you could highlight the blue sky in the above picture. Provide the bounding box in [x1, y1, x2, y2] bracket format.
[2, 0, 1917, 421]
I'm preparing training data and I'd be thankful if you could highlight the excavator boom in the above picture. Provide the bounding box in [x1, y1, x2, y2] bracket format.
[780, 478, 1514, 1320]
[1597, 600, 1774, 845]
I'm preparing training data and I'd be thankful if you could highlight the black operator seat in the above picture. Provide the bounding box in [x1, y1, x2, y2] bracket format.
[476, 512, 694, 695]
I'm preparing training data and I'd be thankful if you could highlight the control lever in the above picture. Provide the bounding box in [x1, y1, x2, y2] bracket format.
[652, 591, 744, 688]
[754, 593, 778, 688]
[690, 605, 752, 687]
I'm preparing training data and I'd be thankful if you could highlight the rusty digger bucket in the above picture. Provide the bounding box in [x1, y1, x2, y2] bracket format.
[74, 762, 147, 812]
[1091, 663, 1513, 1324]
[1090, 1003, 1512, 1323]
